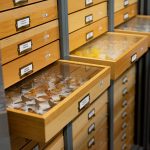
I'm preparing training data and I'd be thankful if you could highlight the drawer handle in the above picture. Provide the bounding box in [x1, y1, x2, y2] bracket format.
[86, 31, 94, 41]
[122, 76, 128, 84]
[122, 143, 127, 150]
[19, 63, 33, 78]
[122, 88, 128, 96]
[124, 13, 129, 21]
[88, 123, 95, 134]
[131, 53, 137, 63]
[122, 100, 128, 108]
[121, 132, 127, 141]
[18, 40, 32, 55]
[85, 0, 93, 7]
[122, 111, 127, 119]
[16, 16, 30, 31]
[85, 14, 93, 24]
[88, 137, 95, 149]
[78, 94, 90, 112]
[13, 0, 28, 6]
[122, 122, 128, 129]
[88, 108, 95, 120]
[124, 0, 129, 7]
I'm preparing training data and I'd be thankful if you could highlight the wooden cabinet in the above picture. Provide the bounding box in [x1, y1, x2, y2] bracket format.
[0, 20, 59, 65]
[0, 0, 58, 39]
[114, 3, 138, 27]
[68, 0, 107, 14]
[69, 17, 108, 52]
[6, 60, 110, 143]
[68, 2, 107, 33]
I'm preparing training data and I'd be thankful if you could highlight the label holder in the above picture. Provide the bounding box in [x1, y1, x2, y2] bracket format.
[85, 14, 93, 24]
[18, 40, 32, 55]
[131, 53, 137, 63]
[85, 0, 93, 7]
[13, 0, 28, 6]
[16, 16, 30, 31]
[19, 62, 33, 78]
[88, 108, 95, 120]
[86, 31, 94, 41]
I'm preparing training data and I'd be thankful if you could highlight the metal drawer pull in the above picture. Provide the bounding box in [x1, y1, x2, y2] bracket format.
[88, 109, 95, 120]
[124, 13, 129, 21]
[13, 0, 28, 6]
[85, 0, 93, 7]
[86, 31, 94, 41]
[88, 123, 95, 134]
[121, 132, 127, 141]
[122, 100, 128, 108]
[85, 14, 93, 24]
[122, 88, 128, 96]
[88, 137, 95, 149]
[124, 0, 129, 7]
[122, 122, 128, 129]
[122, 143, 127, 150]
[122, 111, 127, 119]
[122, 76, 128, 84]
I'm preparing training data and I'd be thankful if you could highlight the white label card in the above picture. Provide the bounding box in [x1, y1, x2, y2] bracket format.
[85, 0, 93, 6]
[18, 40, 32, 54]
[88, 109, 95, 119]
[88, 123, 95, 134]
[124, 13, 129, 20]
[131, 54, 137, 62]
[79, 95, 90, 111]
[17, 17, 30, 29]
[86, 32, 94, 40]
[124, 0, 129, 6]
[88, 137, 95, 148]
[20, 63, 33, 77]
[85, 15, 93, 23]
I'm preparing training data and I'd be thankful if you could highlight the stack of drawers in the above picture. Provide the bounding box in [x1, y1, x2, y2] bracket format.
[68, 0, 108, 52]
[0, 0, 60, 88]
[72, 91, 108, 150]
[114, 0, 138, 27]
[114, 65, 136, 150]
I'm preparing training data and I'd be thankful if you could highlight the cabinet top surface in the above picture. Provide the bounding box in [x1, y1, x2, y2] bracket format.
[117, 16, 150, 33]
[71, 33, 141, 61]
[6, 61, 102, 115]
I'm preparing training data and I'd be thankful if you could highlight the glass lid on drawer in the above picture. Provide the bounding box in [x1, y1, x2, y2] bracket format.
[71, 33, 141, 61]
[6, 61, 102, 115]
[117, 16, 150, 33]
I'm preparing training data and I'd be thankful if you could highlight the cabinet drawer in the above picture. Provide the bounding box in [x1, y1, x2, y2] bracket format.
[0, 0, 46, 11]
[0, 0, 58, 39]
[68, 2, 107, 33]
[114, 3, 137, 27]
[3, 41, 60, 88]
[70, 32, 148, 80]
[1, 20, 59, 65]
[69, 17, 108, 52]
[68, 0, 107, 14]
[114, 0, 137, 12]
[73, 118, 108, 150]
[6, 60, 110, 142]
[73, 91, 108, 139]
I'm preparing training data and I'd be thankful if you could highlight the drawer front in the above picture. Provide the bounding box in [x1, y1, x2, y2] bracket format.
[69, 17, 108, 52]
[68, 0, 107, 14]
[114, 0, 138, 12]
[3, 41, 60, 88]
[1, 20, 59, 64]
[73, 91, 108, 138]
[73, 118, 108, 150]
[114, 3, 137, 27]
[0, 0, 58, 39]
[68, 2, 107, 33]
[0, 0, 46, 11]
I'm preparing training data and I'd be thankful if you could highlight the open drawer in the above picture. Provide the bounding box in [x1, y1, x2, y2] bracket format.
[70, 32, 148, 80]
[6, 60, 110, 143]
[115, 15, 150, 47]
